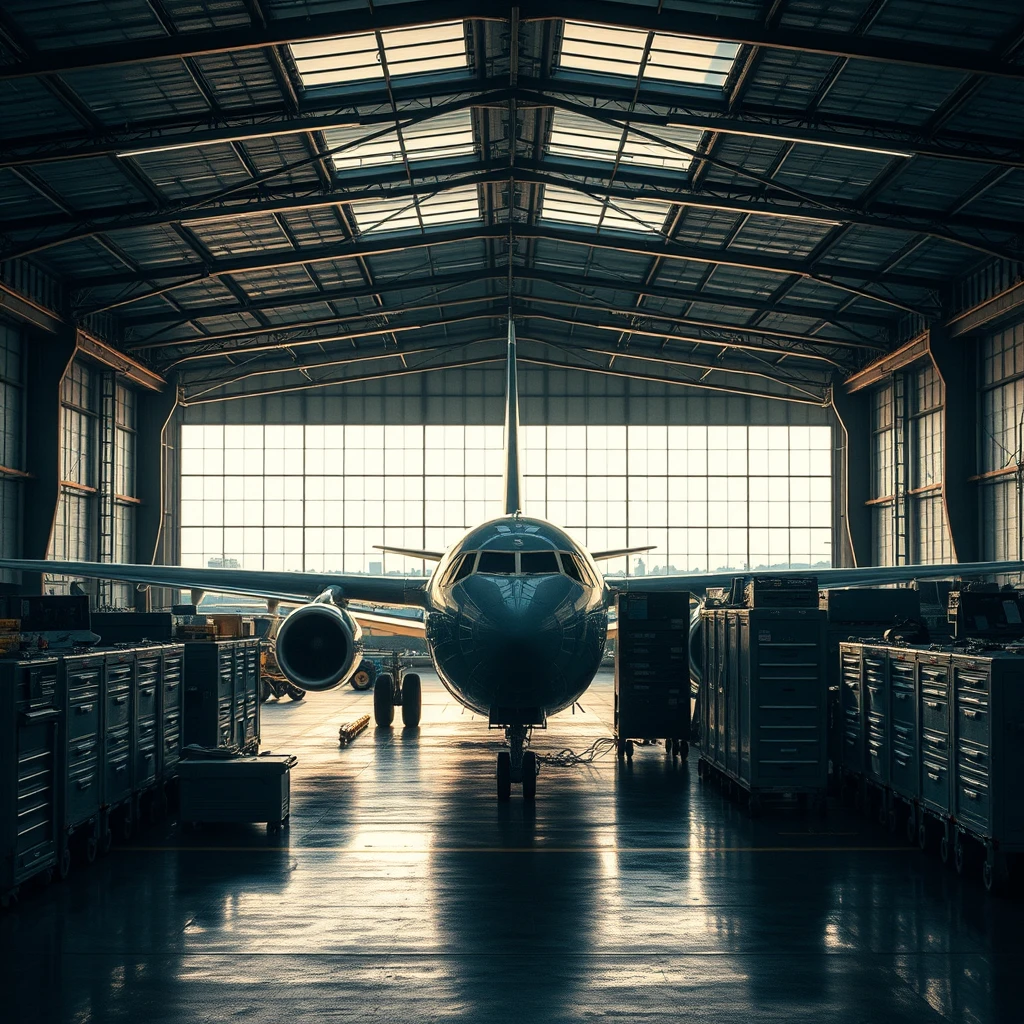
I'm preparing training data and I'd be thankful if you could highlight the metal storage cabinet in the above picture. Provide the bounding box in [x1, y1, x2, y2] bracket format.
[698, 607, 828, 808]
[918, 651, 952, 820]
[838, 643, 864, 777]
[862, 645, 889, 789]
[178, 754, 295, 833]
[183, 640, 239, 749]
[160, 645, 184, 778]
[0, 657, 60, 906]
[101, 649, 135, 838]
[134, 649, 160, 795]
[239, 639, 260, 751]
[950, 651, 1024, 888]
[58, 653, 104, 865]
[614, 592, 690, 756]
[888, 649, 918, 804]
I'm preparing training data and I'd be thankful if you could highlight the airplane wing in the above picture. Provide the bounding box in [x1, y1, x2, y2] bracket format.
[603, 560, 1024, 597]
[0, 558, 430, 608]
[351, 608, 427, 638]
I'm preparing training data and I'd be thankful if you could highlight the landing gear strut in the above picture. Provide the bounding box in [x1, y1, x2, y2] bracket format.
[497, 724, 537, 801]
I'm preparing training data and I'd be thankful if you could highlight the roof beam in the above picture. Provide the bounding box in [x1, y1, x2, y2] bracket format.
[1, 0, 1022, 82]
[118, 266, 891, 334]
[73, 223, 941, 319]
[7, 161, 1019, 266]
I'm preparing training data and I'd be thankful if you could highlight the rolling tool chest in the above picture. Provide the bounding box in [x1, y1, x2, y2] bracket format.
[613, 591, 691, 759]
[838, 640, 1024, 892]
[178, 753, 296, 834]
[698, 604, 829, 813]
[0, 657, 60, 907]
[182, 638, 260, 753]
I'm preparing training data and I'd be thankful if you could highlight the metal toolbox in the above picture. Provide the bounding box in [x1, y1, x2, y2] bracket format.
[0, 657, 60, 905]
[58, 653, 103, 844]
[182, 639, 260, 752]
[102, 649, 136, 814]
[134, 648, 160, 792]
[177, 753, 296, 833]
[160, 645, 184, 778]
[699, 606, 828, 807]
[614, 591, 690, 754]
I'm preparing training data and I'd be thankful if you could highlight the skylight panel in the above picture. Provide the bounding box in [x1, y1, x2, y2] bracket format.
[540, 186, 670, 234]
[547, 109, 702, 172]
[291, 21, 467, 88]
[325, 109, 475, 172]
[559, 21, 739, 89]
[351, 186, 480, 235]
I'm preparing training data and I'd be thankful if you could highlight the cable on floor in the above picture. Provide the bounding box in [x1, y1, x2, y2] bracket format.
[535, 737, 619, 768]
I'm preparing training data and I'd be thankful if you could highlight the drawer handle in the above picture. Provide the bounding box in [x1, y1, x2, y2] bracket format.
[895, 756, 909, 766]
[75, 744, 92, 755]
[115, 695, 128, 705]
[144, 753, 154, 762]
[115, 764, 127, 774]
[924, 700, 939, 709]
[965, 788, 980, 800]
[963, 709, 979, 719]
[76, 779, 92, 791]
[927, 771, 941, 782]
[894, 692, 909, 700]
[77, 704, 94, 714]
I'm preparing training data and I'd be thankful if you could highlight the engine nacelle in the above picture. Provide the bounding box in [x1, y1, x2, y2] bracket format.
[275, 600, 363, 692]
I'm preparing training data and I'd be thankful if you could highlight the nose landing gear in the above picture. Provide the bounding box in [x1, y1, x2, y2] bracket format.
[497, 724, 538, 801]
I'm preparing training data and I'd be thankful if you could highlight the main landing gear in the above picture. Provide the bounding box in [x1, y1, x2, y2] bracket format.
[497, 724, 538, 801]
[372, 671, 422, 728]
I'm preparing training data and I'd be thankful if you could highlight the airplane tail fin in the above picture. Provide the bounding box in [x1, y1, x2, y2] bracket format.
[502, 312, 523, 515]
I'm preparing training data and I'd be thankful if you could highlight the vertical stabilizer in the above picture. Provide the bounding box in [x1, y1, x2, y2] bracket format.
[502, 313, 523, 515]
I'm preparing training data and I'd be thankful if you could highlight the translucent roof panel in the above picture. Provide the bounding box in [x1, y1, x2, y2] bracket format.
[325, 109, 475, 172]
[540, 186, 671, 234]
[291, 21, 467, 88]
[547, 109, 703, 172]
[351, 185, 481, 235]
[558, 21, 739, 89]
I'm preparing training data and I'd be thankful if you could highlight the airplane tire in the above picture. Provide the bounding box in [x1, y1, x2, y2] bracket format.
[522, 751, 537, 801]
[496, 752, 511, 801]
[401, 673, 421, 727]
[373, 673, 395, 727]
[351, 658, 377, 691]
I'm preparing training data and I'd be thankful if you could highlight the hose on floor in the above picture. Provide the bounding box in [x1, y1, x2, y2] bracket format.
[535, 737, 619, 768]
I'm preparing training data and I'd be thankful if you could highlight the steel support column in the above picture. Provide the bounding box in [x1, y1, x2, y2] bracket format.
[929, 325, 978, 562]
[830, 385, 872, 567]
[21, 329, 76, 594]
[133, 381, 180, 610]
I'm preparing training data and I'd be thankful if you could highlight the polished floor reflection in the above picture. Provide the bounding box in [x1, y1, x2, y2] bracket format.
[1, 669, 1020, 1022]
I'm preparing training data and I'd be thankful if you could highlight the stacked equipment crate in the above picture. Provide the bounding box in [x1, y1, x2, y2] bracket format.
[183, 638, 261, 753]
[838, 640, 1024, 892]
[613, 592, 691, 759]
[0, 657, 60, 907]
[698, 599, 829, 813]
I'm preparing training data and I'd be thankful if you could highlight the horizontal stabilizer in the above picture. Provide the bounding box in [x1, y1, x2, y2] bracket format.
[591, 545, 657, 561]
[372, 545, 445, 562]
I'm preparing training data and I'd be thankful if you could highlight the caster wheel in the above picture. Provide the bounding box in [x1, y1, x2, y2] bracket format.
[624, 739, 634, 760]
[286, 684, 306, 701]
[940, 835, 950, 865]
[496, 751, 511, 802]
[678, 741, 689, 761]
[982, 860, 996, 893]
[85, 836, 98, 865]
[522, 751, 537, 801]
[101, 829, 113, 856]
[918, 821, 928, 851]
[401, 673, 422, 728]
[373, 673, 395, 727]
[267, 821, 282, 836]
[58, 847, 71, 881]
[617, 739, 626, 760]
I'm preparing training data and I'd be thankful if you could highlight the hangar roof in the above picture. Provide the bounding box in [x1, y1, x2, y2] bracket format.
[0, 0, 1022, 407]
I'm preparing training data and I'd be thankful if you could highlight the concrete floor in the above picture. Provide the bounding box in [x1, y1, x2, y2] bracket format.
[1, 668, 1020, 1023]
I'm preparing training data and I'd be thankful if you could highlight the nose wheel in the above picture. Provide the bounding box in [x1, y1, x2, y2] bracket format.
[497, 724, 537, 800]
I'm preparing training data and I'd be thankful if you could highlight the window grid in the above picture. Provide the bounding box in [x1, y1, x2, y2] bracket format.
[180, 424, 832, 577]
[0, 323, 23, 585]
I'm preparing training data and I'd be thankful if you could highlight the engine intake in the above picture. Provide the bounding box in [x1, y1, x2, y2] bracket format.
[275, 600, 362, 692]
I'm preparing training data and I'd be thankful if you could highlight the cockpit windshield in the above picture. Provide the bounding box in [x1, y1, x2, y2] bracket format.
[445, 548, 594, 583]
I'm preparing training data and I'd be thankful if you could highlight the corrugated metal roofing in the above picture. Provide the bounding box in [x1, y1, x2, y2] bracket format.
[0, 0, 1021, 404]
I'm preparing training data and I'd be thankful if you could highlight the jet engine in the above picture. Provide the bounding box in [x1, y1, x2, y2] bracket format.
[275, 593, 363, 692]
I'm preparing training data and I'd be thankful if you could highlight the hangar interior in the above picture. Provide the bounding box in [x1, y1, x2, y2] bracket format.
[1, 0, 1024, 1021]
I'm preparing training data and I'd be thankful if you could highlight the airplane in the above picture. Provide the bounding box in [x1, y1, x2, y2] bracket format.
[5, 313, 1024, 800]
